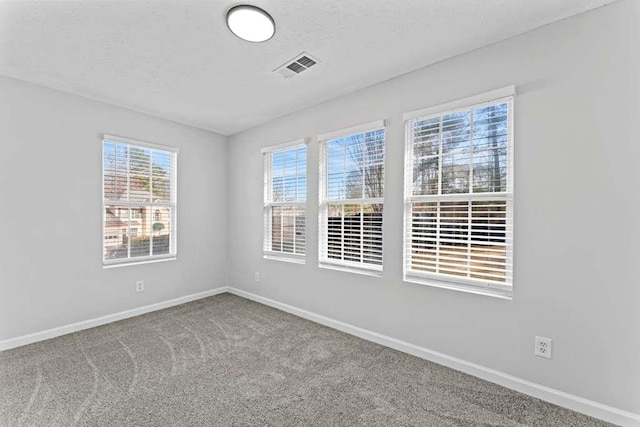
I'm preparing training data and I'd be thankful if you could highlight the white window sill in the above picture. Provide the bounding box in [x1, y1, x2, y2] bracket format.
[103, 256, 177, 269]
[404, 275, 512, 300]
[263, 253, 306, 264]
[319, 262, 383, 278]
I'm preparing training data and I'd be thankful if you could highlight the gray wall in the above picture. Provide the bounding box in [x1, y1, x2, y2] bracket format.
[227, 0, 640, 414]
[0, 78, 228, 341]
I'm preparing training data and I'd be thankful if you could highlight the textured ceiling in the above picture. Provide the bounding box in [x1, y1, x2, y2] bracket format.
[0, 0, 616, 135]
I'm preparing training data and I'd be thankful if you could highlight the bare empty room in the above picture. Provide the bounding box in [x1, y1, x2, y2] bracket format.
[1, 0, 639, 426]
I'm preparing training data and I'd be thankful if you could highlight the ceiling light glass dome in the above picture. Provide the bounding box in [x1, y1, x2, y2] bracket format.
[226, 5, 275, 43]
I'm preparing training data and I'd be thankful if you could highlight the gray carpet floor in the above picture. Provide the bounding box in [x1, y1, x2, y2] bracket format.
[1, 293, 612, 426]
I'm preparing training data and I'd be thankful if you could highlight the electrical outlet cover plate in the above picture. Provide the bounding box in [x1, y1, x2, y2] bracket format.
[535, 336, 552, 359]
[136, 281, 144, 292]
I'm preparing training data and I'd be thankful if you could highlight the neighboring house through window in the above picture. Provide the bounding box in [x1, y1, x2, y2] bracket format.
[262, 140, 307, 263]
[403, 86, 514, 297]
[102, 135, 178, 265]
[319, 120, 386, 274]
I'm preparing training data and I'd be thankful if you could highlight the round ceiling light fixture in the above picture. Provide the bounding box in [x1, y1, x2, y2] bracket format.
[226, 5, 275, 43]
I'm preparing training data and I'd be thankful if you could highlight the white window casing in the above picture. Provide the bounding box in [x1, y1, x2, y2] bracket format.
[102, 135, 178, 267]
[403, 87, 515, 298]
[319, 120, 386, 274]
[263, 139, 307, 263]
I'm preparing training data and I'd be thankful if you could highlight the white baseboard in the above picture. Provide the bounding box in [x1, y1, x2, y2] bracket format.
[227, 287, 640, 427]
[0, 287, 230, 352]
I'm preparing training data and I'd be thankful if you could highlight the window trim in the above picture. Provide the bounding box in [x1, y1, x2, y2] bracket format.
[103, 134, 180, 154]
[403, 87, 515, 299]
[318, 120, 386, 275]
[103, 254, 176, 269]
[262, 139, 308, 263]
[317, 119, 385, 142]
[403, 86, 516, 122]
[102, 135, 178, 267]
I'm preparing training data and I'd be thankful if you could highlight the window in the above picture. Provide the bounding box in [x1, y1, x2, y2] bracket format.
[404, 87, 514, 297]
[102, 135, 177, 266]
[319, 120, 385, 273]
[262, 140, 307, 263]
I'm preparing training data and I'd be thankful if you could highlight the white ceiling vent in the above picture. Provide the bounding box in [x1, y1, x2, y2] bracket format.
[274, 52, 319, 78]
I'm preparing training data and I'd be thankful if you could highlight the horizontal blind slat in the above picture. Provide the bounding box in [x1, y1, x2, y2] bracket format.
[320, 125, 386, 269]
[264, 145, 307, 257]
[405, 96, 513, 288]
[103, 139, 177, 265]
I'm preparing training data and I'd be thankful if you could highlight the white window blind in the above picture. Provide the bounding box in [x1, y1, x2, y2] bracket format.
[263, 141, 307, 262]
[102, 136, 177, 266]
[404, 90, 514, 296]
[319, 121, 385, 272]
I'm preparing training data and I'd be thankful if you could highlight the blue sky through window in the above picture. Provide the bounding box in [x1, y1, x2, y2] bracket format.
[271, 145, 306, 202]
[412, 102, 508, 195]
[326, 129, 385, 201]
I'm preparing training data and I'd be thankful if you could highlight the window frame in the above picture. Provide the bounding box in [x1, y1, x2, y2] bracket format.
[318, 120, 386, 275]
[403, 87, 515, 298]
[102, 134, 178, 268]
[262, 139, 308, 264]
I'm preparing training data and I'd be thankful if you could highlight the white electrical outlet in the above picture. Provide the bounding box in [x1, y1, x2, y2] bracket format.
[135, 280, 144, 293]
[254, 272, 260, 282]
[535, 336, 552, 359]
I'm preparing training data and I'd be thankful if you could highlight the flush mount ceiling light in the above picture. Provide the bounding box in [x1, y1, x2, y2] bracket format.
[226, 5, 275, 43]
